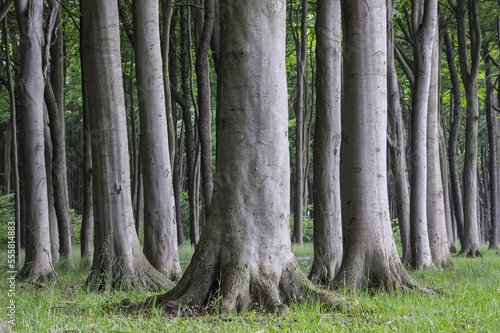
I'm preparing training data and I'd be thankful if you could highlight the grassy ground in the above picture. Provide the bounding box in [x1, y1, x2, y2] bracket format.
[1, 244, 499, 332]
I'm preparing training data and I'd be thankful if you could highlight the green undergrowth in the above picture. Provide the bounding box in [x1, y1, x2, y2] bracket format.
[1, 244, 499, 332]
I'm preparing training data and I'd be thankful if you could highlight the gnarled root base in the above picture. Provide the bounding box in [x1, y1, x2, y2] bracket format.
[86, 260, 169, 292]
[136, 250, 346, 314]
[458, 247, 483, 258]
[17, 262, 61, 283]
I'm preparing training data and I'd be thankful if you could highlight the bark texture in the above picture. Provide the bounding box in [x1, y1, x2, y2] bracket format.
[333, 0, 421, 291]
[15, 0, 59, 281]
[309, 0, 342, 284]
[82, 0, 167, 290]
[133, 0, 182, 280]
[138, 0, 344, 314]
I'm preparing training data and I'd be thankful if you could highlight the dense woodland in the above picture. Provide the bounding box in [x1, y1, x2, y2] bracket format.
[0, 0, 499, 314]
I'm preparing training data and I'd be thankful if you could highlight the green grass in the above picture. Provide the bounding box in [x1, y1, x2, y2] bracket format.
[1, 245, 499, 332]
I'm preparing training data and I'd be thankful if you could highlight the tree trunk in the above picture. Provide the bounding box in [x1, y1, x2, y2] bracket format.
[196, 0, 215, 222]
[484, 51, 499, 250]
[426, 27, 451, 268]
[456, 0, 481, 257]
[409, 0, 437, 270]
[81, 0, 167, 291]
[443, 32, 465, 246]
[15, 0, 59, 282]
[2, 15, 21, 268]
[133, 0, 182, 280]
[440, 121, 457, 252]
[333, 0, 421, 291]
[138, 0, 344, 314]
[387, 0, 411, 265]
[308, 0, 342, 284]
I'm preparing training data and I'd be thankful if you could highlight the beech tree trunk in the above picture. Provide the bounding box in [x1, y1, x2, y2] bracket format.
[309, 0, 342, 284]
[426, 28, 452, 268]
[387, 0, 411, 265]
[409, 0, 437, 270]
[15, 0, 59, 281]
[333, 0, 420, 291]
[139, 0, 344, 314]
[82, 0, 167, 290]
[133, 0, 182, 280]
[456, 0, 481, 257]
[443, 32, 465, 246]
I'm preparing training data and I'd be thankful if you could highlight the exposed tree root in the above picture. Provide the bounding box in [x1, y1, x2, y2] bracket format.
[458, 247, 483, 258]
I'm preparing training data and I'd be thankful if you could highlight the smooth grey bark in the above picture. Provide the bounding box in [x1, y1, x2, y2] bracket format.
[456, 0, 481, 257]
[15, 0, 59, 281]
[292, 0, 308, 246]
[133, 0, 182, 280]
[484, 52, 499, 250]
[426, 28, 452, 268]
[409, 0, 437, 270]
[0, 0, 13, 21]
[309, 0, 342, 284]
[333, 0, 421, 291]
[138, 0, 344, 314]
[82, 0, 167, 290]
[440, 121, 457, 253]
[443, 32, 465, 246]
[45, 80, 73, 264]
[196, 0, 215, 222]
[387, 0, 411, 265]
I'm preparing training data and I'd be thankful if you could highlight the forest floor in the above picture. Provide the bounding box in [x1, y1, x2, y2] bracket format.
[0, 243, 499, 332]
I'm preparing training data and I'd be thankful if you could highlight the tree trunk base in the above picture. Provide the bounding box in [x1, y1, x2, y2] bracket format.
[17, 262, 60, 283]
[132, 235, 346, 314]
[458, 247, 482, 258]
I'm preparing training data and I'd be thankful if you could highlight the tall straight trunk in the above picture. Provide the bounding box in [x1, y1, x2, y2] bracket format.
[484, 52, 498, 249]
[139, 0, 343, 313]
[2, 15, 21, 268]
[443, 32, 465, 246]
[292, 0, 308, 245]
[44, 104, 60, 264]
[309, 0, 342, 284]
[15, 0, 59, 281]
[409, 0, 437, 270]
[387, 0, 411, 265]
[440, 121, 457, 252]
[426, 27, 451, 268]
[3, 123, 11, 195]
[45, 80, 73, 263]
[180, 4, 198, 245]
[333, 0, 421, 291]
[456, 0, 481, 257]
[80, 63, 93, 267]
[133, 0, 181, 280]
[81, 0, 167, 290]
[196, 0, 215, 222]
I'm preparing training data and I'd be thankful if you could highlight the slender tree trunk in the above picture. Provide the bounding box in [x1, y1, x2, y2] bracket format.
[409, 0, 437, 270]
[196, 0, 215, 222]
[133, 0, 182, 280]
[443, 32, 465, 246]
[81, 0, 167, 290]
[456, 0, 481, 257]
[139, 0, 344, 314]
[333, 0, 422, 291]
[15, 0, 59, 281]
[426, 27, 452, 268]
[309, 0, 342, 284]
[387, 0, 411, 265]
[3, 14, 21, 268]
[440, 121, 457, 252]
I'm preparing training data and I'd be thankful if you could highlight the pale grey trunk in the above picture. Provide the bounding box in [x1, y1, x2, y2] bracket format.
[16, 0, 59, 281]
[82, 0, 167, 290]
[409, 0, 436, 270]
[440, 121, 457, 252]
[133, 0, 181, 280]
[426, 28, 452, 268]
[293, 0, 308, 246]
[334, 0, 419, 291]
[387, 0, 411, 265]
[456, 0, 481, 257]
[142, 0, 343, 314]
[309, 0, 342, 284]
[44, 107, 60, 264]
